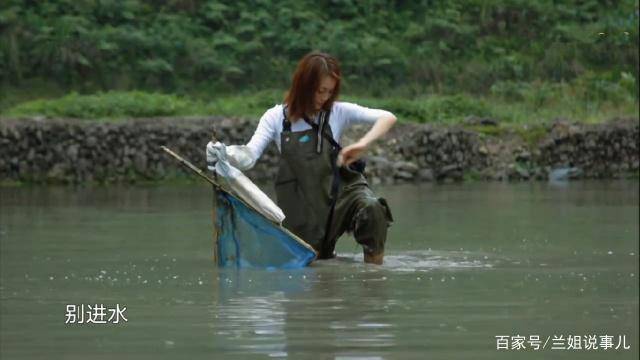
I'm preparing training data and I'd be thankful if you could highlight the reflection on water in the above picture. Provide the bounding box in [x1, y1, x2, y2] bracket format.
[212, 267, 398, 359]
[0, 181, 638, 359]
[214, 291, 288, 356]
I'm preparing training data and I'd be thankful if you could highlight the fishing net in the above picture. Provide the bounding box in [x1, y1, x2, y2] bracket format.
[161, 146, 316, 269]
[215, 189, 317, 269]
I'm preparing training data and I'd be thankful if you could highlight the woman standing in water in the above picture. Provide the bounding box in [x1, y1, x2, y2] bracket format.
[207, 51, 396, 264]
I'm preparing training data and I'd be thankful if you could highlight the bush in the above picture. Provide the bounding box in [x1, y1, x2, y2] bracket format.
[1, 0, 637, 96]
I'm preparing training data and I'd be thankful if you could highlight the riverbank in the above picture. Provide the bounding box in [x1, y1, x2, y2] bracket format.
[0, 116, 637, 186]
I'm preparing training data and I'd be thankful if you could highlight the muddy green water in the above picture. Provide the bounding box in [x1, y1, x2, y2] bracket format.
[1, 181, 638, 359]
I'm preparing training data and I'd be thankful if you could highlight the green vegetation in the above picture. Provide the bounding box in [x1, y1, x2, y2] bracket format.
[5, 78, 638, 124]
[5, 91, 192, 118]
[1, 0, 638, 123]
[3, 90, 286, 120]
[513, 125, 549, 146]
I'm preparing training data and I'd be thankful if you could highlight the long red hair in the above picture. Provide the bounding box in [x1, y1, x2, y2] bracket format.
[284, 52, 341, 121]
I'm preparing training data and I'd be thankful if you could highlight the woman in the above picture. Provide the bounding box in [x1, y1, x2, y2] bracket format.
[207, 52, 396, 264]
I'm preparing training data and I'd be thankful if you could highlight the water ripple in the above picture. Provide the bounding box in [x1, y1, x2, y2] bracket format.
[321, 250, 494, 272]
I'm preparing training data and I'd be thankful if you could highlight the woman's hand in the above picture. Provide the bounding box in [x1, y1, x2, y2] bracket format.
[205, 141, 219, 171]
[337, 140, 368, 167]
[337, 114, 396, 167]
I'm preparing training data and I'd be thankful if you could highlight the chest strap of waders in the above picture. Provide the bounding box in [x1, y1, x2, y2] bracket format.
[302, 111, 342, 256]
[302, 112, 366, 174]
[283, 106, 341, 256]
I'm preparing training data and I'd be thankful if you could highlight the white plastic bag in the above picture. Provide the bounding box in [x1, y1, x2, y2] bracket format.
[212, 142, 285, 224]
[206, 142, 256, 171]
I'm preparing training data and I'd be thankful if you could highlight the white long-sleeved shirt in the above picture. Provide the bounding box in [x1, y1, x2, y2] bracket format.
[246, 101, 394, 160]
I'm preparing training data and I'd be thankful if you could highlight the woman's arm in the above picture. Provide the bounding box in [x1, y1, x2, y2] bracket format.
[207, 106, 278, 171]
[338, 114, 397, 166]
[231, 105, 281, 170]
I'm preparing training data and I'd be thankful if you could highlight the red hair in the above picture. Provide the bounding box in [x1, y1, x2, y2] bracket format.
[284, 51, 341, 121]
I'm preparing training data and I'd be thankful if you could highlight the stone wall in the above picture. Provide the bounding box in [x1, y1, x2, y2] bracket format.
[0, 117, 637, 185]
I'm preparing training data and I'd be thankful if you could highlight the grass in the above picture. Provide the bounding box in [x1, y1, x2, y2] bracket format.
[462, 122, 555, 148]
[1, 89, 286, 121]
[2, 76, 638, 125]
[512, 124, 549, 146]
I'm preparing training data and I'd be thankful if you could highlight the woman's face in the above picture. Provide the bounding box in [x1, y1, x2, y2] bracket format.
[314, 75, 336, 111]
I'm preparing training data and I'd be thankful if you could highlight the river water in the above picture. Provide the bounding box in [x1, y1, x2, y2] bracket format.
[1, 181, 638, 359]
